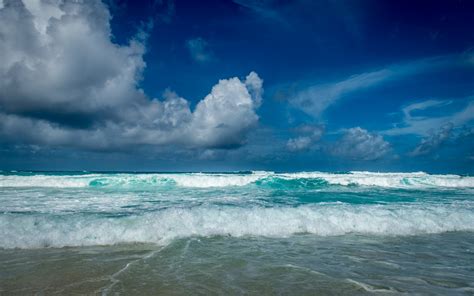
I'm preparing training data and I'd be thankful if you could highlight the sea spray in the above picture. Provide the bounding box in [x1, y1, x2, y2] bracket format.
[1, 203, 473, 249]
[1, 171, 474, 189]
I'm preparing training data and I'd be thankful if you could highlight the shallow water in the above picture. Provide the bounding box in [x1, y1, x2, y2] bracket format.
[1, 234, 474, 295]
[1, 171, 474, 294]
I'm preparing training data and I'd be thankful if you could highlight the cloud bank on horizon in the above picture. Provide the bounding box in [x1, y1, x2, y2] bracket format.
[0, 0, 473, 172]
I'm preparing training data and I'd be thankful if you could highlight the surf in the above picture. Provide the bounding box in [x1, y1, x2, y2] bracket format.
[1, 171, 473, 189]
[1, 203, 473, 249]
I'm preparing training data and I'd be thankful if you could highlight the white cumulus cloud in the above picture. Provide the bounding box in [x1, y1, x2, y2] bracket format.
[0, 0, 263, 151]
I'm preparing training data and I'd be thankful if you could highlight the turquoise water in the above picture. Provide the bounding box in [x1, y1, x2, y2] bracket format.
[1, 171, 474, 294]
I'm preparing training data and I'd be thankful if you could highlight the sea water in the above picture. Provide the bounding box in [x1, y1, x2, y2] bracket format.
[0, 171, 473, 294]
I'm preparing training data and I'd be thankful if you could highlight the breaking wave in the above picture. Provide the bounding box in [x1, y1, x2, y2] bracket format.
[1, 171, 473, 189]
[1, 203, 473, 249]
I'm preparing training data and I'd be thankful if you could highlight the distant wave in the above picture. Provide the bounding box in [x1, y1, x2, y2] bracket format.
[1, 203, 473, 249]
[1, 171, 473, 189]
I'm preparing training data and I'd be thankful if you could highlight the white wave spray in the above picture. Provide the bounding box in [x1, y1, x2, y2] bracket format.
[1, 171, 473, 189]
[1, 203, 473, 249]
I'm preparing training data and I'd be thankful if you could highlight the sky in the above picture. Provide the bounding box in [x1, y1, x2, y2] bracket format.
[0, 0, 473, 173]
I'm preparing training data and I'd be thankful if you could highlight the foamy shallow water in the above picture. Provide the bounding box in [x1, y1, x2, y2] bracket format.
[1, 171, 473, 294]
[1, 234, 473, 295]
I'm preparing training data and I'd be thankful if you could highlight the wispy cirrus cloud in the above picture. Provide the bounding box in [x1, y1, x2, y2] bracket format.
[384, 99, 474, 136]
[232, 0, 283, 23]
[288, 54, 473, 118]
[383, 98, 474, 157]
[290, 68, 392, 117]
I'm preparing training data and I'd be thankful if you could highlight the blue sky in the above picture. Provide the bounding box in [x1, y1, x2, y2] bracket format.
[0, 0, 473, 172]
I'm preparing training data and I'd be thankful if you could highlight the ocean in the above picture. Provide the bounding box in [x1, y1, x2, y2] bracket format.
[1, 171, 473, 295]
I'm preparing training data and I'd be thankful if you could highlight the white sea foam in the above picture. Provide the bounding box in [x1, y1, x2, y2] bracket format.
[0, 171, 473, 189]
[0, 174, 101, 188]
[280, 171, 474, 188]
[168, 172, 271, 187]
[1, 204, 473, 249]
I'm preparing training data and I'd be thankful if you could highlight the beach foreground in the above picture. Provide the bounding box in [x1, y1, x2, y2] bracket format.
[1, 171, 474, 294]
[1, 233, 474, 295]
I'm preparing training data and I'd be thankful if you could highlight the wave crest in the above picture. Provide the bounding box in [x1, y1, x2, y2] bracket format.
[1, 204, 473, 249]
[1, 171, 473, 189]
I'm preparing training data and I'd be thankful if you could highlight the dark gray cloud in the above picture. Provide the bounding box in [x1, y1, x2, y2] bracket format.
[0, 0, 263, 152]
[330, 127, 391, 161]
[285, 124, 393, 161]
[286, 124, 324, 151]
[410, 123, 454, 156]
